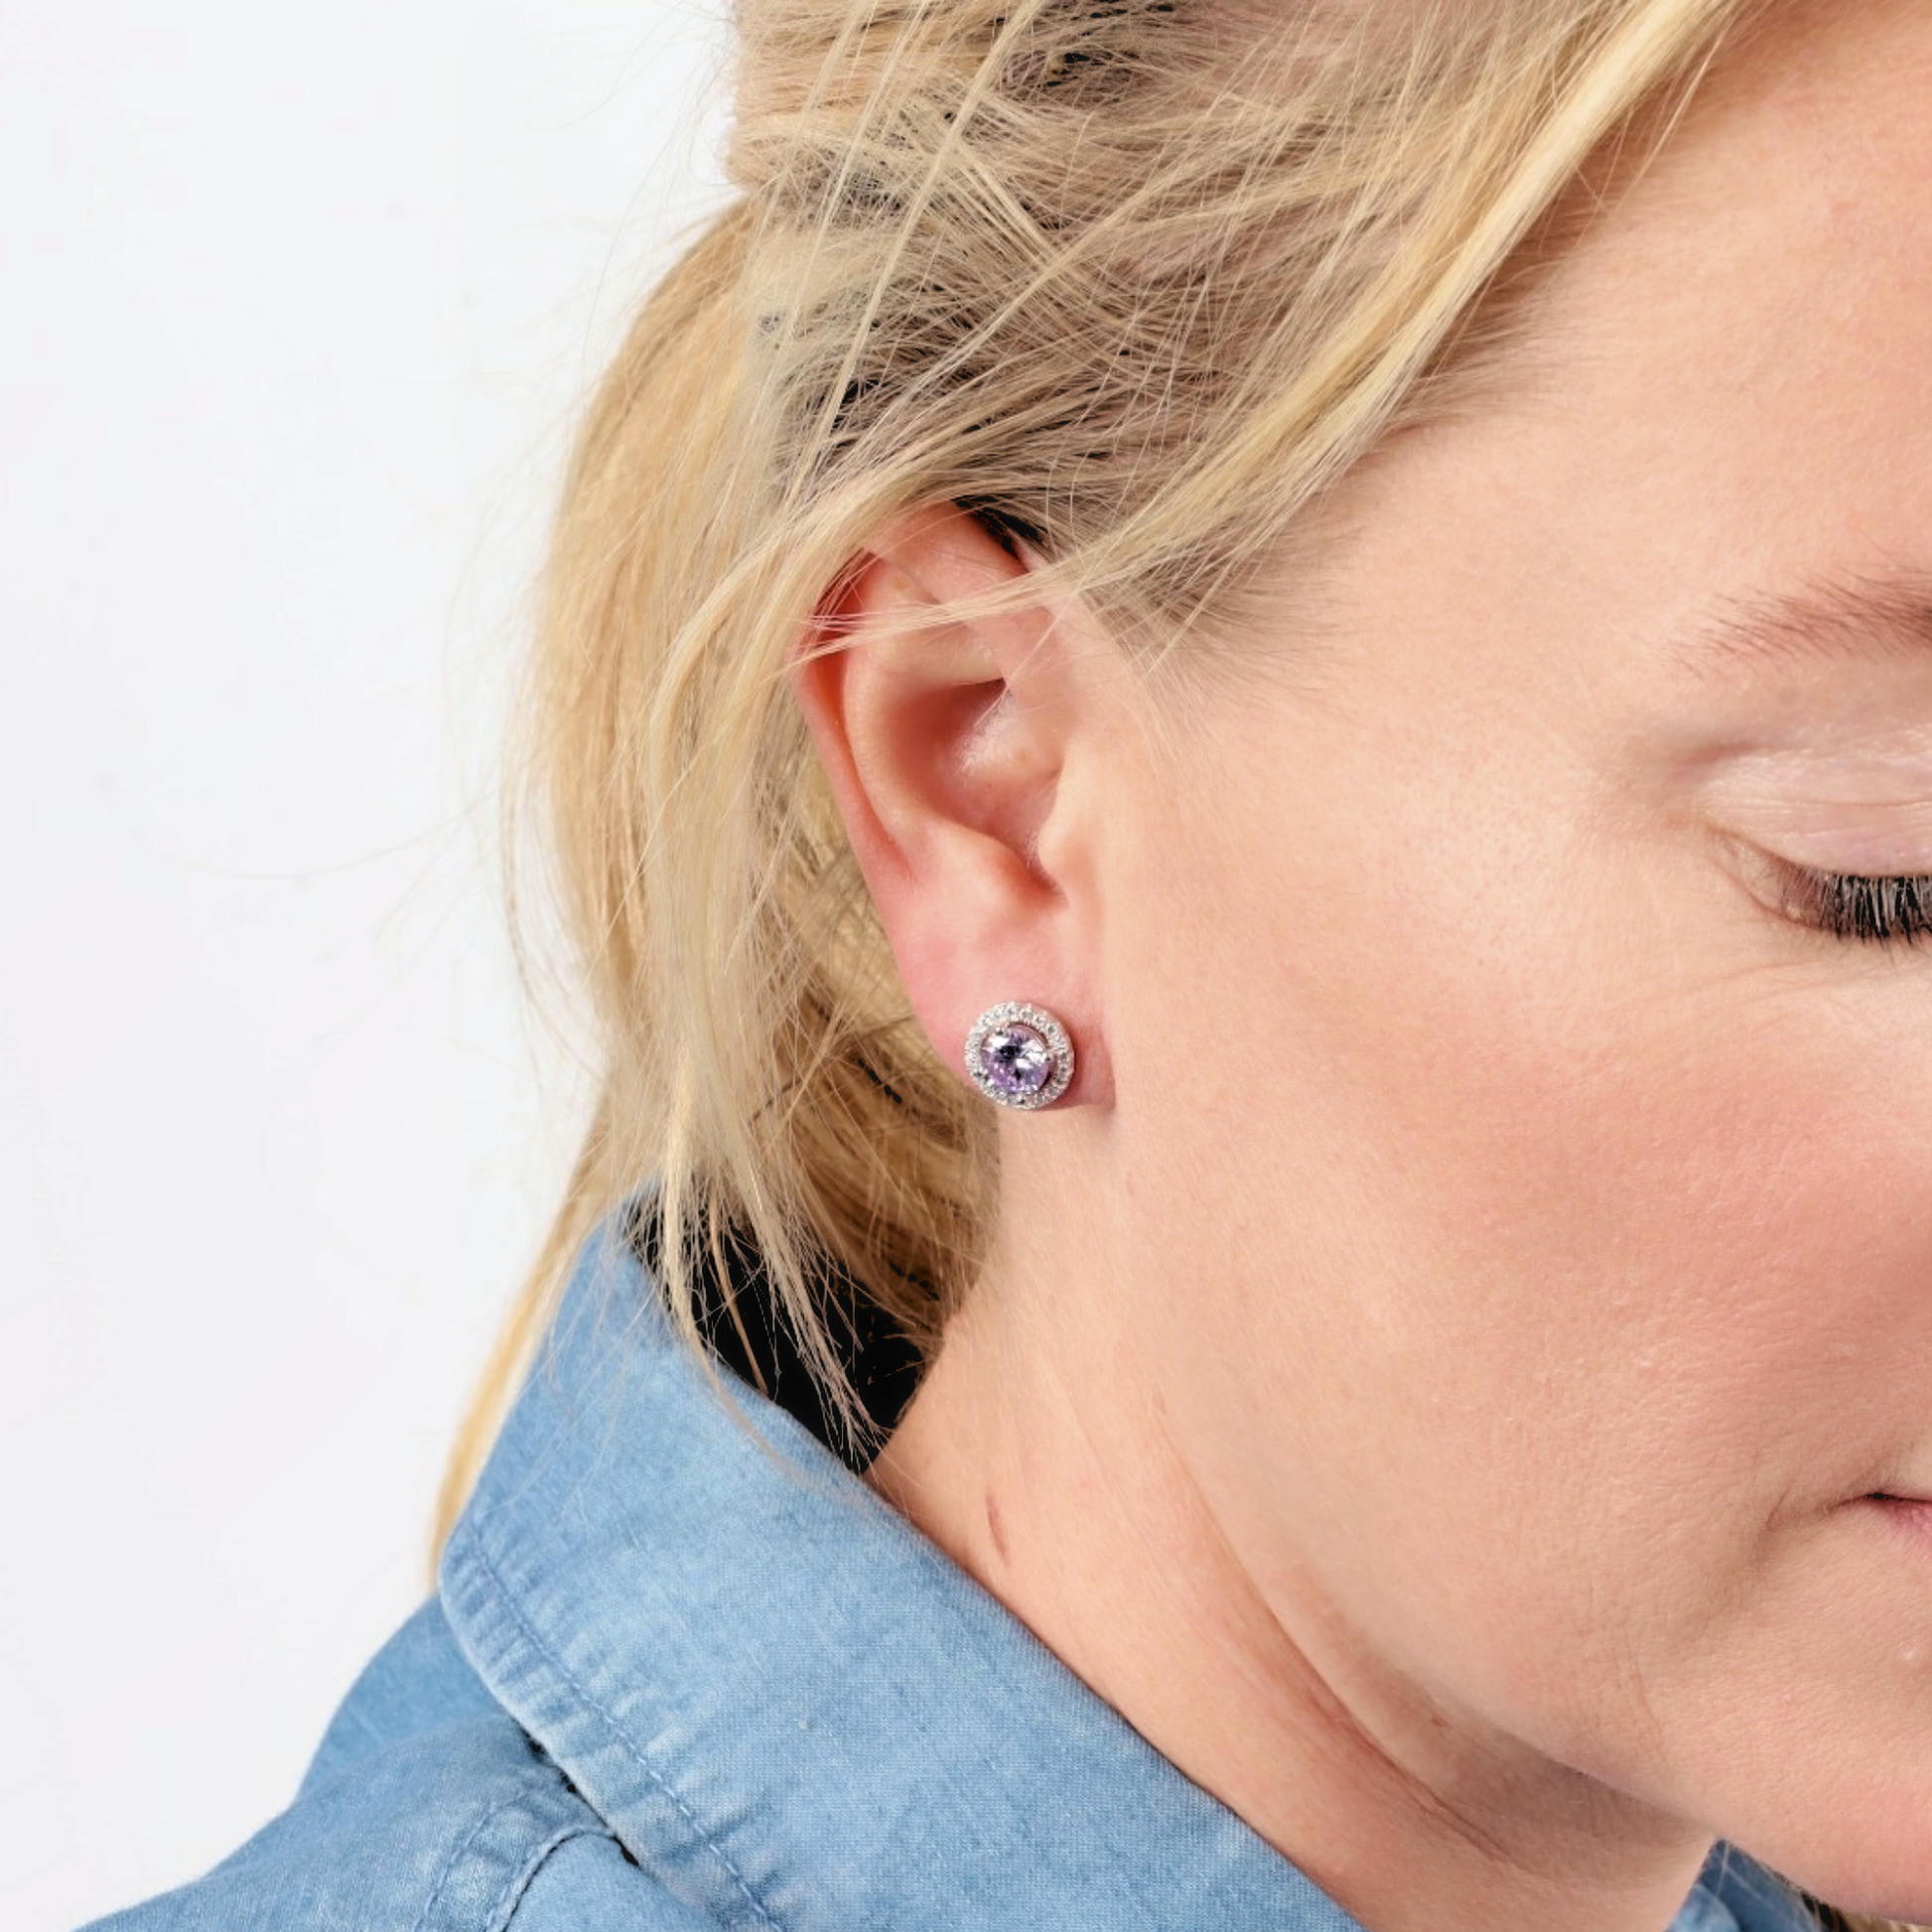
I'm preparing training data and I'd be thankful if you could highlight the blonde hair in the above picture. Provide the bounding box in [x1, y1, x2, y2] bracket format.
[440, 0, 1778, 1492]
[444, 0, 1770, 1516]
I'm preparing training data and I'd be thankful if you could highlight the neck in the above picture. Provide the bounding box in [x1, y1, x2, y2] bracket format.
[863, 1162, 1715, 1932]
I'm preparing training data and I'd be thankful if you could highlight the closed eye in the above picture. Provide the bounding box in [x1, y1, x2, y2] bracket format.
[1772, 863, 1932, 948]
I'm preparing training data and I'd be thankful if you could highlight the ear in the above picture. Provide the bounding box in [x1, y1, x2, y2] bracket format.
[789, 505, 1110, 1108]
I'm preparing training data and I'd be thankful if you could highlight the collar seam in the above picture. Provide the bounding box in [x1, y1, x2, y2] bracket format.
[442, 1513, 792, 1932]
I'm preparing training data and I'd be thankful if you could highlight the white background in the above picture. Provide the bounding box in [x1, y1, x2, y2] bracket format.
[2, 8, 733, 1925]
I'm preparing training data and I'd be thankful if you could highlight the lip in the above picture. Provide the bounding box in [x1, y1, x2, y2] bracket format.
[1861, 1494, 1932, 1547]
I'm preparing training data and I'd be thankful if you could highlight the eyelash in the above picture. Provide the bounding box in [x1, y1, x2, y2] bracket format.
[1778, 864, 1932, 948]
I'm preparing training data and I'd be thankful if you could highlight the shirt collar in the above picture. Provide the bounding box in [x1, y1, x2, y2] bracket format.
[438, 1203, 1809, 1932]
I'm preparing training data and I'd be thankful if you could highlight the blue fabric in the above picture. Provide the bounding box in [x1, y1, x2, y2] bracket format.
[82, 1206, 1821, 1931]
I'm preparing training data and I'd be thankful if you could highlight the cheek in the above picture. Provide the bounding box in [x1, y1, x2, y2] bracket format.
[1107, 740, 1932, 1774]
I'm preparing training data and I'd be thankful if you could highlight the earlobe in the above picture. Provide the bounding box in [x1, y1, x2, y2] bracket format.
[788, 505, 1108, 1109]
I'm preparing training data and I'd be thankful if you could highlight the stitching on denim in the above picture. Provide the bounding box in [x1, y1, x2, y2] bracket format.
[459, 1526, 786, 1932]
[485, 1823, 607, 1932]
[410, 1789, 534, 1932]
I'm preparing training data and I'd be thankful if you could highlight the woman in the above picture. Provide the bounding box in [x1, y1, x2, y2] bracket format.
[88, 0, 1932, 1927]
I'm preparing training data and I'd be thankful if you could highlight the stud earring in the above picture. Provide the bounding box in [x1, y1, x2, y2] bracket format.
[963, 1001, 1075, 1110]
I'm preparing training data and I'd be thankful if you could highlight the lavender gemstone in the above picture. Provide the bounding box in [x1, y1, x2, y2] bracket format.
[981, 1023, 1053, 1096]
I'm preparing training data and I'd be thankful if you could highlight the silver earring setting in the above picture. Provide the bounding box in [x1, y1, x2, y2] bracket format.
[963, 1001, 1075, 1110]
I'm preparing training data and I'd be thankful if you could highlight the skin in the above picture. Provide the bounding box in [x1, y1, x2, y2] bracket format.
[791, 5, 1932, 1928]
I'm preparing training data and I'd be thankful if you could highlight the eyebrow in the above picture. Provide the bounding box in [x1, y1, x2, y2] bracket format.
[1684, 572, 1932, 677]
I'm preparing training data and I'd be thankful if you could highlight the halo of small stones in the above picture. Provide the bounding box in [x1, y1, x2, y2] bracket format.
[963, 1001, 1075, 1111]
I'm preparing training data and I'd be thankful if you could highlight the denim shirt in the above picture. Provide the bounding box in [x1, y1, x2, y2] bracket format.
[85, 1208, 1817, 1932]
